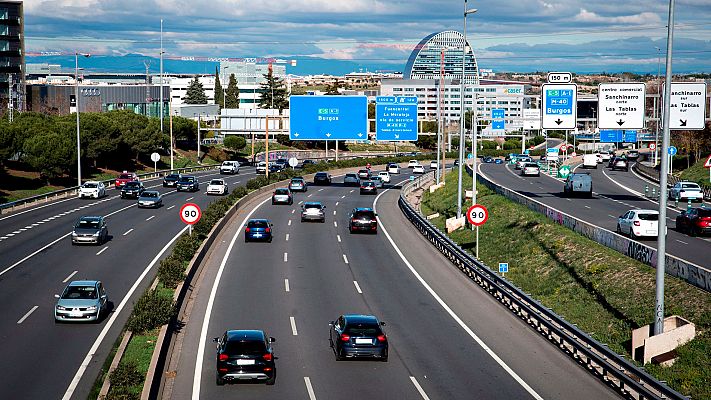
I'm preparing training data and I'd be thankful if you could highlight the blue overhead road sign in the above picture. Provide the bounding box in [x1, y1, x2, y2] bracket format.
[289, 95, 367, 140]
[600, 130, 622, 143]
[491, 108, 505, 130]
[622, 130, 637, 143]
[376, 96, 418, 141]
[541, 83, 577, 129]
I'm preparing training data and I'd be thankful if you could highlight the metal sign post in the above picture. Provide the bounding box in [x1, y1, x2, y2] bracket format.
[466, 204, 489, 259]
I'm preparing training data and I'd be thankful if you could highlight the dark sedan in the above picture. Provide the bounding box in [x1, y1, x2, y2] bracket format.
[120, 181, 145, 199]
[313, 172, 332, 185]
[245, 219, 273, 242]
[177, 176, 199, 192]
[163, 173, 181, 187]
[214, 330, 276, 386]
[676, 207, 711, 236]
[348, 208, 378, 234]
[329, 314, 388, 361]
[360, 181, 377, 195]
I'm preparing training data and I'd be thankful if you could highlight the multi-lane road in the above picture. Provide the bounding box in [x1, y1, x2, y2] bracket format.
[162, 171, 619, 400]
[0, 166, 257, 400]
[478, 159, 711, 267]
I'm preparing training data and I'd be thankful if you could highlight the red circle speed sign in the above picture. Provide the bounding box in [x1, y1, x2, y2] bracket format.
[180, 203, 202, 225]
[649, 143, 656, 150]
[466, 204, 489, 226]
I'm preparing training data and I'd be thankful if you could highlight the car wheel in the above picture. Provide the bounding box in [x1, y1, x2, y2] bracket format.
[268, 236, 272, 243]
[630, 229, 637, 239]
[216, 373, 225, 386]
[690, 226, 698, 237]
[335, 349, 344, 361]
[272, 200, 275, 205]
[616, 224, 622, 234]
[244, 237, 249, 243]
[265, 370, 276, 385]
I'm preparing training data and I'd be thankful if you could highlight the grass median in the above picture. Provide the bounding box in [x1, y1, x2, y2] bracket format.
[420, 170, 711, 399]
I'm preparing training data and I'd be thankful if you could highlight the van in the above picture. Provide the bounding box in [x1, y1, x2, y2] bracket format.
[563, 173, 593, 198]
[582, 154, 598, 169]
[220, 161, 240, 175]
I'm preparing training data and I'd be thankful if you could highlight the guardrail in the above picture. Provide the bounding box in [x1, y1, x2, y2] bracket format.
[398, 174, 687, 400]
[0, 164, 220, 215]
[633, 162, 711, 201]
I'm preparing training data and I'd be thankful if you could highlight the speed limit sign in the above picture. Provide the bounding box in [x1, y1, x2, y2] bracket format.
[649, 143, 656, 150]
[180, 203, 202, 225]
[466, 204, 489, 226]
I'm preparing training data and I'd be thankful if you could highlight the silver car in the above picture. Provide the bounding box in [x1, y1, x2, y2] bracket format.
[370, 176, 384, 188]
[54, 280, 108, 323]
[71, 216, 108, 245]
[138, 190, 163, 208]
[301, 202, 326, 223]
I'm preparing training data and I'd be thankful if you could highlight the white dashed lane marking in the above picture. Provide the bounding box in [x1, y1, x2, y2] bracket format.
[334, 221, 338, 228]
[290, 317, 298, 336]
[123, 229, 134, 236]
[167, 205, 176, 210]
[63, 270, 79, 283]
[284, 279, 290, 292]
[96, 246, 108, 256]
[337, 235, 341, 243]
[284, 252, 288, 262]
[146, 215, 155, 221]
[353, 280, 362, 294]
[342, 254, 349, 264]
[17, 306, 39, 324]
[286, 234, 290, 241]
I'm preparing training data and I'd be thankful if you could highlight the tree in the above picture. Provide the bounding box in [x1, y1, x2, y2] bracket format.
[223, 135, 246, 152]
[225, 73, 240, 109]
[258, 69, 289, 110]
[172, 116, 198, 142]
[22, 129, 74, 181]
[183, 76, 208, 104]
[325, 80, 341, 95]
[214, 67, 223, 108]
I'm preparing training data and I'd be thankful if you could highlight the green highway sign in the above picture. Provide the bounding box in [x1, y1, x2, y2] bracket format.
[558, 165, 571, 178]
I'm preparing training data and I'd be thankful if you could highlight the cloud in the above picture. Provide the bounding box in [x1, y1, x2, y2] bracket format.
[574, 8, 663, 25]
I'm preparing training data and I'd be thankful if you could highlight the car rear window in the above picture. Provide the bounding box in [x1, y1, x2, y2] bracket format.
[84, 183, 98, 188]
[62, 286, 97, 299]
[210, 180, 223, 185]
[304, 203, 321, 209]
[344, 326, 380, 336]
[682, 183, 700, 189]
[125, 182, 140, 188]
[525, 163, 538, 168]
[345, 173, 357, 178]
[167, 174, 179, 179]
[353, 211, 375, 219]
[119, 174, 132, 179]
[179, 177, 195, 182]
[225, 340, 266, 356]
[248, 220, 269, 228]
[275, 189, 289, 194]
[698, 209, 711, 217]
[637, 213, 658, 221]
[315, 172, 327, 177]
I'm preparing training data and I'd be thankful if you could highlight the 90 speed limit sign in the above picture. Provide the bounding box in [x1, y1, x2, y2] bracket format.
[179, 203, 202, 225]
[466, 204, 489, 227]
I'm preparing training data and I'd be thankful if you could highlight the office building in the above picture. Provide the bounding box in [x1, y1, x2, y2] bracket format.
[0, 1, 24, 111]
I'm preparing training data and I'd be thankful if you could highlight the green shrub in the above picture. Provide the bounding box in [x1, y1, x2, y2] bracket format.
[172, 233, 200, 262]
[108, 361, 143, 395]
[157, 256, 185, 289]
[126, 289, 176, 334]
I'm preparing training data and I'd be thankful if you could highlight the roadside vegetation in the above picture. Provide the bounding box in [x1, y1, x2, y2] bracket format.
[420, 170, 711, 399]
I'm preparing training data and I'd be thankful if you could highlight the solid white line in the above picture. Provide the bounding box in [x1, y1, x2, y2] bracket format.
[337, 235, 341, 243]
[285, 279, 290, 292]
[96, 246, 108, 256]
[286, 233, 290, 241]
[284, 252, 288, 262]
[290, 316, 298, 335]
[146, 215, 155, 221]
[167, 205, 176, 210]
[17, 306, 39, 324]
[353, 280, 362, 294]
[192, 196, 271, 399]
[62, 224, 189, 400]
[186, 197, 194, 201]
[63, 270, 79, 283]
[122, 228, 134, 236]
[342, 254, 349, 264]
[304, 377, 317, 400]
[334, 221, 338, 228]
[288, 219, 292, 226]
[373, 183, 544, 400]
[410, 376, 431, 400]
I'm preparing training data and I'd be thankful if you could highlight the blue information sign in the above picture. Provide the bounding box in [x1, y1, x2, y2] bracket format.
[600, 130, 622, 143]
[289, 95, 367, 140]
[491, 109, 505, 119]
[375, 96, 418, 141]
[491, 108, 505, 130]
[622, 130, 637, 143]
[541, 84, 577, 129]
[668, 146, 677, 156]
[499, 263, 509, 273]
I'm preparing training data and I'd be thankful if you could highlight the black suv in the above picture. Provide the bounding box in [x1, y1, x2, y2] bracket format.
[214, 330, 276, 386]
[163, 173, 181, 187]
[120, 181, 145, 199]
[349, 208, 378, 234]
[313, 172, 332, 185]
[177, 176, 199, 192]
[329, 314, 388, 361]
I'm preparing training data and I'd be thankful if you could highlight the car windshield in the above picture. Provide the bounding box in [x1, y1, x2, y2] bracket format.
[125, 182, 140, 188]
[372, 177, 382, 181]
[353, 211, 375, 219]
[142, 192, 158, 198]
[291, 179, 303, 183]
[83, 183, 98, 188]
[224, 340, 265, 356]
[304, 203, 322, 209]
[682, 183, 700, 189]
[166, 174, 179, 179]
[637, 213, 658, 221]
[76, 218, 100, 228]
[697, 209, 711, 217]
[179, 177, 194, 183]
[275, 189, 289, 194]
[222, 161, 233, 166]
[210, 180, 223, 185]
[315, 172, 327, 177]
[62, 285, 97, 300]
[118, 174, 132, 180]
[346, 174, 357, 178]
[247, 220, 269, 228]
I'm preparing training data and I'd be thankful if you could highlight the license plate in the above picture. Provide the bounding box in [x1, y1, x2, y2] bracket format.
[69, 312, 82, 317]
[355, 338, 372, 344]
[254, 233, 262, 237]
[236, 359, 255, 365]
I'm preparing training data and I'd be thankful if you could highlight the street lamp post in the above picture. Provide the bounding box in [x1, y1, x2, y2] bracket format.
[75, 52, 90, 188]
[457, 1, 477, 219]
[654, 46, 662, 167]
[160, 19, 164, 137]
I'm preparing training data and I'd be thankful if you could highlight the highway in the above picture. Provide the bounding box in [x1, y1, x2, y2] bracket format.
[163, 169, 619, 400]
[479, 161, 711, 268]
[0, 166, 257, 400]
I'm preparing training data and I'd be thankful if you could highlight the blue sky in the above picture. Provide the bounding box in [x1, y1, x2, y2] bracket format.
[23, 0, 711, 74]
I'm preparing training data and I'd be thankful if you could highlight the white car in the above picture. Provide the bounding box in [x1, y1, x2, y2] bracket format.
[582, 154, 598, 169]
[79, 181, 106, 199]
[387, 164, 400, 174]
[520, 163, 540, 177]
[617, 209, 659, 238]
[206, 179, 229, 195]
[669, 181, 703, 202]
[600, 151, 613, 162]
[515, 157, 533, 170]
[256, 161, 267, 174]
[220, 160, 240, 175]
[407, 160, 421, 168]
[429, 160, 438, 169]
[413, 165, 425, 174]
[377, 171, 391, 183]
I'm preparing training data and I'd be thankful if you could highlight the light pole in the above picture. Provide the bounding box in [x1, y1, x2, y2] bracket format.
[457, 1, 477, 219]
[160, 19, 164, 137]
[654, 46, 662, 167]
[654, 0, 676, 337]
[75, 52, 90, 187]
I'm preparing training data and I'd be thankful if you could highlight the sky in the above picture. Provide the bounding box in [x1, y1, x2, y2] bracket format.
[22, 0, 711, 75]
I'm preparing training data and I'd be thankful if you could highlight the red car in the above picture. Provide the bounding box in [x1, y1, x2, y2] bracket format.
[115, 172, 138, 188]
[676, 207, 711, 236]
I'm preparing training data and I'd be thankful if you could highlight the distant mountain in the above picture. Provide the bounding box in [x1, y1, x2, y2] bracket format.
[25, 54, 403, 76]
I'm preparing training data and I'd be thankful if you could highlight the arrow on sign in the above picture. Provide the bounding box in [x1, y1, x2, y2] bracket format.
[680, 120, 687, 127]
[358, 133, 363, 137]
[293, 133, 299, 137]
[555, 119, 563, 125]
[616, 119, 625, 126]
[325, 133, 332, 138]
[395, 134, 400, 139]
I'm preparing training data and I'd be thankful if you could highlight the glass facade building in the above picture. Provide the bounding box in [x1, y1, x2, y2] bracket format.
[404, 31, 479, 85]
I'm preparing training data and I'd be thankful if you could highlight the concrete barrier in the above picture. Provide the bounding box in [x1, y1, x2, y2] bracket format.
[474, 166, 711, 293]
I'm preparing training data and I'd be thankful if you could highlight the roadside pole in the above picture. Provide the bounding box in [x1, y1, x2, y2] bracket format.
[197, 114, 201, 165]
[265, 116, 270, 179]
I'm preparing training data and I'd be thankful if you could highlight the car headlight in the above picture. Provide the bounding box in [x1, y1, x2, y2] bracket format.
[85, 306, 97, 311]
[92, 232, 100, 236]
[56, 305, 67, 311]
[72, 232, 78, 237]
